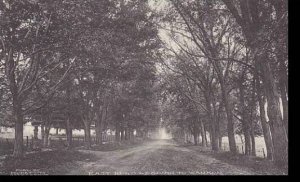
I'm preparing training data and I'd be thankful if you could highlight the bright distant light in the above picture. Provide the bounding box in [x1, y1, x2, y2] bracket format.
[158, 128, 171, 139]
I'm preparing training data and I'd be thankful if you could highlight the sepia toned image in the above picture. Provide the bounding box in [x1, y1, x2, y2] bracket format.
[0, 0, 288, 175]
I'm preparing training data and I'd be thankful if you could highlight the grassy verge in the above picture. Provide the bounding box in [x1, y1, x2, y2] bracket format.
[209, 151, 287, 175]
[0, 138, 149, 175]
[0, 150, 95, 175]
[180, 143, 288, 175]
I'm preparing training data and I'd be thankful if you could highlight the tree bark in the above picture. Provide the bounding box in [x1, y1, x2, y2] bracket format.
[66, 118, 72, 149]
[273, 0, 288, 135]
[6, 48, 24, 158]
[219, 136, 223, 149]
[43, 115, 51, 148]
[204, 93, 219, 151]
[219, 81, 236, 154]
[43, 127, 50, 148]
[95, 118, 103, 145]
[250, 125, 256, 156]
[115, 122, 120, 142]
[199, 119, 207, 147]
[221, 0, 287, 164]
[279, 67, 288, 135]
[254, 62, 274, 160]
[41, 124, 45, 142]
[130, 128, 134, 141]
[238, 81, 252, 155]
[84, 122, 91, 149]
[121, 128, 125, 141]
[13, 113, 24, 157]
[204, 124, 208, 146]
[260, 60, 288, 165]
[257, 83, 274, 159]
[33, 125, 39, 140]
[125, 127, 129, 140]
[193, 129, 198, 145]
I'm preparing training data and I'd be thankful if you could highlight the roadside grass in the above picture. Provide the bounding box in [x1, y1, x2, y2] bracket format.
[0, 150, 95, 175]
[0, 149, 13, 156]
[0, 138, 150, 175]
[209, 151, 287, 175]
[180, 142, 288, 175]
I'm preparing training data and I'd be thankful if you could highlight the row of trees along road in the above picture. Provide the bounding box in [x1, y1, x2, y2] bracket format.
[0, 0, 161, 157]
[0, 0, 288, 168]
[155, 0, 287, 167]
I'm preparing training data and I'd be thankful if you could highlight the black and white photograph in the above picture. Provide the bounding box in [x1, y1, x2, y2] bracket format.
[0, 0, 288, 175]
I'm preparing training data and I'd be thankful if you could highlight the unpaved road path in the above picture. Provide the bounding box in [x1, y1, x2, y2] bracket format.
[68, 139, 257, 175]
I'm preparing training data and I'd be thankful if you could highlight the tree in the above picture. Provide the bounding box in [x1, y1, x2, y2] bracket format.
[221, 0, 287, 166]
[0, 0, 84, 157]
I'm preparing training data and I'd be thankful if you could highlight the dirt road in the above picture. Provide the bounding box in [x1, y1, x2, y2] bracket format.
[67, 139, 257, 175]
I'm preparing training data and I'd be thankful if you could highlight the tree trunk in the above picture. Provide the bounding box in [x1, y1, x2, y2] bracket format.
[96, 102, 106, 145]
[220, 82, 236, 154]
[250, 126, 256, 156]
[249, 76, 257, 156]
[239, 81, 251, 155]
[115, 122, 120, 142]
[199, 119, 207, 147]
[43, 116, 51, 148]
[219, 136, 223, 149]
[193, 130, 198, 146]
[7, 48, 23, 158]
[204, 93, 219, 151]
[221, 0, 286, 164]
[260, 60, 288, 166]
[41, 124, 45, 142]
[279, 74, 288, 135]
[125, 127, 129, 140]
[257, 92, 274, 160]
[256, 65, 274, 160]
[144, 128, 149, 139]
[84, 122, 91, 149]
[66, 118, 72, 149]
[13, 113, 24, 157]
[95, 120, 100, 144]
[244, 130, 251, 155]
[277, 34, 288, 135]
[43, 128, 50, 147]
[33, 125, 38, 140]
[95, 119, 103, 145]
[121, 128, 125, 141]
[130, 128, 134, 141]
[210, 55, 236, 154]
[210, 123, 218, 151]
[204, 124, 208, 146]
